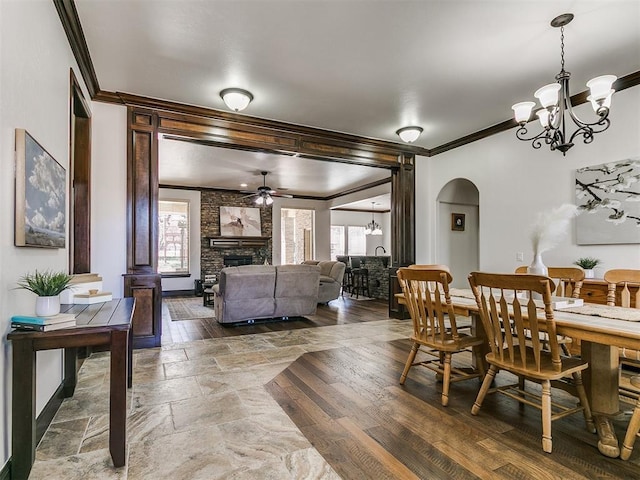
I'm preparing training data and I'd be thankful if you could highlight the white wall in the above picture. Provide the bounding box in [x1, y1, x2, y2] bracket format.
[0, 0, 90, 468]
[91, 102, 127, 296]
[159, 188, 201, 291]
[416, 86, 640, 278]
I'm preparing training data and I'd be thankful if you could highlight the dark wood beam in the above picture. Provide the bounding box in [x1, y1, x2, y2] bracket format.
[53, 0, 100, 98]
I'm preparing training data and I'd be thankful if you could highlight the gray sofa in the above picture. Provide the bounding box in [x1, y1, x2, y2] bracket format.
[212, 264, 320, 324]
[302, 260, 346, 303]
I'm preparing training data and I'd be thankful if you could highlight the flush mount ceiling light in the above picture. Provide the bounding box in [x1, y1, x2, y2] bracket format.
[220, 88, 254, 112]
[364, 202, 382, 236]
[512, 13, 616, 155]
[396, 126, 423, 143]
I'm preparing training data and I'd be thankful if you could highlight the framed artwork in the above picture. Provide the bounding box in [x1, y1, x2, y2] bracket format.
[576, 158, 640, 245]
[451, 213, 465, 231]
[220, 206, 261, 237]
[15, 129, 66, 248]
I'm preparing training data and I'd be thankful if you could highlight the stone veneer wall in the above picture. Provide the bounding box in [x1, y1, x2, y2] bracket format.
[200, 190, 272, 279]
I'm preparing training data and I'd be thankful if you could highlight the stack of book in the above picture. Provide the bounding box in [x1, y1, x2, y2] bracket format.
[11, 313, 77, 332]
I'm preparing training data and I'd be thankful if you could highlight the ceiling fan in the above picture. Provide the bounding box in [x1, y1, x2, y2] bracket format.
[242, 171, 293, 206]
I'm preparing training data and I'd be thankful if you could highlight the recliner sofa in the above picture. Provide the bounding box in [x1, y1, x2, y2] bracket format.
[212, 264, 320, 324]
[302, 260, 346, 303]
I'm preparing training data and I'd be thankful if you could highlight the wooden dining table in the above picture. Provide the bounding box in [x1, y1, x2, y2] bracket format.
[396, 289, 640, 458]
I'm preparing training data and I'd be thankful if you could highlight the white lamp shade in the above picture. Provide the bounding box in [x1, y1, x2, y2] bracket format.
[396, 126, 423, 143]
[371, 228, 382, 236]
[265, 195, 274, 206]
[512, 101, 535, 124]
[588, 90, 613, 112]
[586, 75, 617, 101]
[537, 109, 550, 128]
[254, 196, 265, 206]
[220, 88, 253, 112]
[534, 83, 561, 108]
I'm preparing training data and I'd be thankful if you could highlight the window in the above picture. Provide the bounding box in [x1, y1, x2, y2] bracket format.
[330, 225, 345, 259]
[281, 208, 314, 264]
[158, 200, 189, 274]
[347, 226, 366, 255]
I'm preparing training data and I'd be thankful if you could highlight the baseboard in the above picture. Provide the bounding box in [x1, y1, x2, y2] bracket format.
[0, 459, 11, 480]
[162, 289, 194, 298]
[36, 382, 65, 444]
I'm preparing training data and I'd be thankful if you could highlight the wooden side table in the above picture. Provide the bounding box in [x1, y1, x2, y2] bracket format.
[8, 298, 135, 480]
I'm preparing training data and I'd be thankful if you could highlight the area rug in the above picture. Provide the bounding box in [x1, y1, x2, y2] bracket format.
[165, 297, 216, 321]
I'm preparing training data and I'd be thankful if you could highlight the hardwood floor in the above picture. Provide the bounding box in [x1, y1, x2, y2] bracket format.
[266, 339, 640, 479]
[162, 295, 387, 344]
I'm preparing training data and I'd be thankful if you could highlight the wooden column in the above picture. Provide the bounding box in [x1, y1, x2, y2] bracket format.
[391, 153, 415, 267]
[126, 107, 162, 348]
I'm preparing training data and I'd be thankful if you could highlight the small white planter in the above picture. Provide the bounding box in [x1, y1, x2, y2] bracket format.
[36, 295, 61, 317]
[584, 269, 595, 279]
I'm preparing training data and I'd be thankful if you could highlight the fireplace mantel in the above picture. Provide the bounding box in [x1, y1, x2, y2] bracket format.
[207, 236, 269, 248]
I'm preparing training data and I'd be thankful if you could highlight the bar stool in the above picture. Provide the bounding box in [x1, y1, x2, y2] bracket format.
[350, 257, 370, 299]
[336, 255, 352, 296]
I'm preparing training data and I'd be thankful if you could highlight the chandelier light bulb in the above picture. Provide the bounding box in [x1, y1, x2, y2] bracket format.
[220, 88, 254, 112]
[396, 126, 423, 143]
[512, 102, 536, 125]
[586, 75, 617, 101]
[537, 109, 551, 128]
[534, 83, 561, 109]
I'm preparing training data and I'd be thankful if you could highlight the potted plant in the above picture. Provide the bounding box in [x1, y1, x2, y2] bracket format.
[17, 270, 72, 316]
[574, 257, 601, 279]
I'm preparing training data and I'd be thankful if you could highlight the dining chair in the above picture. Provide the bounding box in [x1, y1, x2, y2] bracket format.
[515, 265, 585, 298]
[621, 376, 640, 460]
[397, 267, 485, 406]
[515, 266, 585, 356]
[604, 268, 640, 459]
[468, 272, 595, 453]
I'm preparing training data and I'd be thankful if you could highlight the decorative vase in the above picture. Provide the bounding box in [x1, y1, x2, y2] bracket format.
[584, 269, 595, 279]
[527, 253, 548, 276]
[35, 295, 61, 317]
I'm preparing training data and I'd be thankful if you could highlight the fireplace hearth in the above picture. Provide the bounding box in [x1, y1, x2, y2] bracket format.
[223, 255, 253, 267]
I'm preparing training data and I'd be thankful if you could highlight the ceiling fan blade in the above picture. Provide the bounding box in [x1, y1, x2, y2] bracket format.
[272, 193, 294, 198]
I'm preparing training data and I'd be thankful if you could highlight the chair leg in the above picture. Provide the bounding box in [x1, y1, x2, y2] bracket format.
[541, 380, 552, 453]
[572, 372, 595, 433]
[472, 365, 497, 415]
[621, 398, 640, 460]
[441, 352, 452, 406]
[400, 343, 419, 385]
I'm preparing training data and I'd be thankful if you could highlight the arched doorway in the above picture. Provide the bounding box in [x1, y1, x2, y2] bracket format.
[436, 178, 479, 288]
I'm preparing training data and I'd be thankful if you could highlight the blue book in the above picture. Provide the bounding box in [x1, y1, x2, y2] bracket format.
[11, 313, 76, 325]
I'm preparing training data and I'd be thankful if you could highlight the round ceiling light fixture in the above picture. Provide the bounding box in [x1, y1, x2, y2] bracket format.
[220, 88, 254, 112]
[396, 126, 423, 143]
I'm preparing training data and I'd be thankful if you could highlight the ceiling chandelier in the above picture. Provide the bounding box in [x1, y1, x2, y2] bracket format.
[511, 13, 616, 155]
[364, 202, 382, 236]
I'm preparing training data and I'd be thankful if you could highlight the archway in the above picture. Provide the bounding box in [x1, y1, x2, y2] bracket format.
[436, 178, 479, 288]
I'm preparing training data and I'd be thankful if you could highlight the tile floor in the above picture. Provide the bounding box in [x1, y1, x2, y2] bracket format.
[28, 308, 412, 479]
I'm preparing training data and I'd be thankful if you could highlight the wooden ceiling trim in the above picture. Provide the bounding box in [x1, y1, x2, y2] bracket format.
[96, 91, 428, 157]
[324, 178, 391, 201]
[54, 0, 100, 98]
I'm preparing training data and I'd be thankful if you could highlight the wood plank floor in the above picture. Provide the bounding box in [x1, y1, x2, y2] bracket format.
[266, 339, 640, 479]
[162, 295, 387, 344]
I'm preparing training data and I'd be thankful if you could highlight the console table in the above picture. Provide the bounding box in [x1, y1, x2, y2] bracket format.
[8, 298, 135, 480]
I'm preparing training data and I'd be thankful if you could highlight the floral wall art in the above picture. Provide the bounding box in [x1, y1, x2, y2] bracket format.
[575, 158, 640, 245]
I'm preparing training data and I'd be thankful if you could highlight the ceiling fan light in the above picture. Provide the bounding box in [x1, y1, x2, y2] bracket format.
[396, 126, 423, 143]
[586, 75, 617, 101]
[512, 101, 535, 125]
[265, 195, 274, 206]
[220, 88, 253, 112]
[534, 83, 561, 108]
[254, 195, 265, 206]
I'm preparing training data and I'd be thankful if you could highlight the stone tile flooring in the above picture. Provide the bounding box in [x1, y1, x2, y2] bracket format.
[29, 315, 412, 479]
